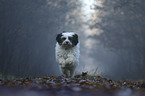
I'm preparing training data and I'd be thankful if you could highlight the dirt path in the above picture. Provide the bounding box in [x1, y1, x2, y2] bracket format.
[0, 75, 145, 96]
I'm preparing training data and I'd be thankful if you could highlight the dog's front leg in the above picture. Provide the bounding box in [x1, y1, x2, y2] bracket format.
[65, 56, 74, 64]
[57, 58, 66, 67]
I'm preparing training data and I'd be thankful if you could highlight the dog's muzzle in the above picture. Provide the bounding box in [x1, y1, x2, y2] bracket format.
[62, 41, 72, 48]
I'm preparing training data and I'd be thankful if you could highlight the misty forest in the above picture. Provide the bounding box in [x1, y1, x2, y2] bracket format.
[0, 0, 145, 96]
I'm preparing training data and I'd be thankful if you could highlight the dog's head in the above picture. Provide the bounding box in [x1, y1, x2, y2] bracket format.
[56, 32, 79, 49]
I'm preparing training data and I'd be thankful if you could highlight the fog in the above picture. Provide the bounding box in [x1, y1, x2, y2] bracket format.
[0, 0, 145, 80]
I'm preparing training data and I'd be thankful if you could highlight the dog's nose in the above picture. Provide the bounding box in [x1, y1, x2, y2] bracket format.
[65, 41, 69, 44]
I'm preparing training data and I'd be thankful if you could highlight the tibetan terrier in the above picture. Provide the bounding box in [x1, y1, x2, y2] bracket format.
[55, 32, 80, 77]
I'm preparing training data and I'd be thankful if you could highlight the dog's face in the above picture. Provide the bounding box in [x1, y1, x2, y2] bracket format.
[56, 32, 78, 49]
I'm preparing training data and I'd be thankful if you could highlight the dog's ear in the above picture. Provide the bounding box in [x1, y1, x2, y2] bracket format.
[73, 33, 79, 46]
[56, 33, 63, 45]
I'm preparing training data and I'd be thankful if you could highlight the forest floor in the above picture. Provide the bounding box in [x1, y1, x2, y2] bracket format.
[0, 73, 145, 96]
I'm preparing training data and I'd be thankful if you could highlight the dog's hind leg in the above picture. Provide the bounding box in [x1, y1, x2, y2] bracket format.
[70, 68, 75, 78]
[62, 68, 69, 78]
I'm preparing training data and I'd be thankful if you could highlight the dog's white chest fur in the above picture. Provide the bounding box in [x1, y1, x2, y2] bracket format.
[55, 42, 80, 77]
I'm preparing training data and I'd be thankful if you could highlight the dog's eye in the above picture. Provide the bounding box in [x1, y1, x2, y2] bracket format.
[68, 37, 73, 40]
[62, 37, 66, 40]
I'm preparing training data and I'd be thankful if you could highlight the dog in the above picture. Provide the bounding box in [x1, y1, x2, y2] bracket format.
[55, 32, 80, 77]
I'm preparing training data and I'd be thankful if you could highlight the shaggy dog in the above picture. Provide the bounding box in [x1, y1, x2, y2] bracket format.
[55, 32, 80, 77]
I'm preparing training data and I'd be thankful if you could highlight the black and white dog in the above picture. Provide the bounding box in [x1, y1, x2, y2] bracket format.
[55, 32, 80, 77]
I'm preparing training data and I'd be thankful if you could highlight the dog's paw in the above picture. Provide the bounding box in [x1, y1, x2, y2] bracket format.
[60, 64, 65, 68]
[66, 58, 74, 64]
[59, 58, 65, 65]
